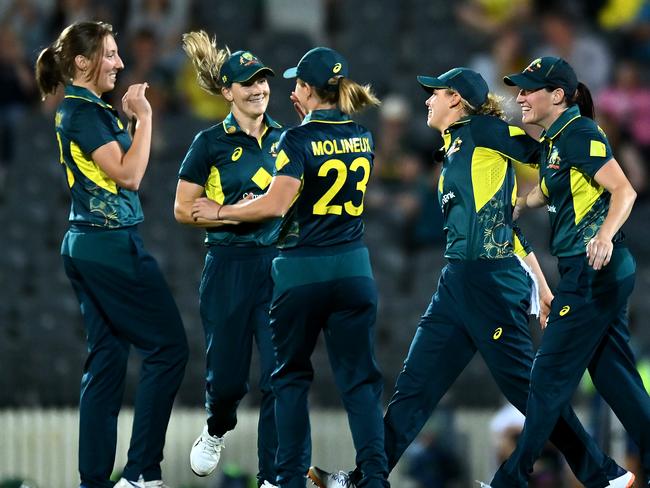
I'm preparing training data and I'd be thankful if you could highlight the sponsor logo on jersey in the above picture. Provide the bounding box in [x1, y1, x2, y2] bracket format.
[559, 305, 571, 316]
[441, 190, 456, 206]
[269, 142, 279, 157]
[232, 147, 243, 161]
[493, 327, 503, 340]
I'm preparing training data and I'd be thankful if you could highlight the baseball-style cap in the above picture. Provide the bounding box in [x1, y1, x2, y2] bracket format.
[504, 56, 577, 96]
[283, 47, 348, 91]
[220, 50, 274, 87]
[417, 67, 489, 108]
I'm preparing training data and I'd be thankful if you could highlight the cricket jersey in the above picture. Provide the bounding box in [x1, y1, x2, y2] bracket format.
[179, 112, 284, 247]
[273, 109, 373, 248]
[55, 84, 143, 228]
[437, 115, 539, 260]
[538, 105, 620, 257]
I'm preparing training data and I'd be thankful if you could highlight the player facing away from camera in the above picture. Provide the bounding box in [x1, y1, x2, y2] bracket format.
[173, 31, 283, 488]
[488, 56, 650, 488]
[36, 21, 188, 488]
[190, 47, 388, 488]
[308, 68, 634, 488]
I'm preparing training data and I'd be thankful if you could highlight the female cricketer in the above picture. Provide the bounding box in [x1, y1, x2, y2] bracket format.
[36, 20, 188, 488]
[191, 46, 388, 488]
[173, 30, 283, 488]
[489, 56, 649, 488]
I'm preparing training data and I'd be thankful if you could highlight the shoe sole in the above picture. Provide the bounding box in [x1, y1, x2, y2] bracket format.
[307, 468, 326, 488]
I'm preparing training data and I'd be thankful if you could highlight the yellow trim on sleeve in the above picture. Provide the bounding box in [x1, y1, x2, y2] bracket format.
[57, 132, 75, 188]
[570, 168, 604, 224]
[275, 149, 290, 171]
[70, 141, 117, 194]
[541, 177, 549, 198]
[471, 147, 507, 212]
[438, 173, 444, 194]
[206, 166, 225, 204]
[590, 140, 606, 157]
[513, 233, 528, 258]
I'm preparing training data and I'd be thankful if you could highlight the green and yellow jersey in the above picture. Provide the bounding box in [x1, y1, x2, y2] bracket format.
[55, 85, 143, 228]
[179, 112, 284, 247]
[538, 106, 618, 257]
[438, 115, 539, 260]
[273, 109, 373, 248]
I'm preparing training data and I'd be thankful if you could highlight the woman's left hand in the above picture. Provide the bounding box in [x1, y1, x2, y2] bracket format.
[586, 234, 613, 270]
[191, 197, 222, 221]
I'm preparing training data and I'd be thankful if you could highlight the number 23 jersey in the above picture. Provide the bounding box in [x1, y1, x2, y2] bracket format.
[273, 109, 373, 248]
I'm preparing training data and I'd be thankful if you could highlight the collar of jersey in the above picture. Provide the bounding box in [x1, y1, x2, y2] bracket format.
[222, 112, 282, 134]
[541, 105, 580, 140]
[443, 116, 471, 134]
[64, 84, 113, 109]
[301, 109, 352, 125]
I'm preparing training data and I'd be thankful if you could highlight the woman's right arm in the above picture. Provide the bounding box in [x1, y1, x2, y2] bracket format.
[514, 184, 546, 219]
[91, 83, 152, 191]
[174, 179, 235, 227]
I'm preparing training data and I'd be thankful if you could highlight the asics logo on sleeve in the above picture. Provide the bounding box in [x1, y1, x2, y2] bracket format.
[492, 327, 503, 340]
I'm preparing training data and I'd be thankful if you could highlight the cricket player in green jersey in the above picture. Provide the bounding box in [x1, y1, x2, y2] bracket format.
[490, 56, 649, 488]
[310, 67, 632, 488]
[36, 21, 188, 488]
[191, 46, 387, 488]
[173, 31, 283, 488]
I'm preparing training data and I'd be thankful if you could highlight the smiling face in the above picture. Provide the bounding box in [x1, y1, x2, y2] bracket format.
[516, 87, 564, 129]
[94, 35, 123, 94]
[223, 75, 270, 119]
[425, 88, 457, 131]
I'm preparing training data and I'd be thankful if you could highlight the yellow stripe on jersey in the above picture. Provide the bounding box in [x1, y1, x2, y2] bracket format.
[57, 132, 75, 188]
[513, 232, 527, 258]
[252, 167, 272, 190]
[508, 125, 526, 136]
[570, 168, 604, 224]
[275, 149, 290, 171]
[206, 166, 225, 204]
[590, 140, 607, 157]
[541, 177, 549, 198]
[438, 173, 444, 194]
[70, 141, 117, 194]
[443, 132, 452, 151]
[471, 147, 507, 212]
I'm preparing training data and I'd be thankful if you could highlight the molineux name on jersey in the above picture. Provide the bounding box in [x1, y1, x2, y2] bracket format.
[311, 137, 371, 156]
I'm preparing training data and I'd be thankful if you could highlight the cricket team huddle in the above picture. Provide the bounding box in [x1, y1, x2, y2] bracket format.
[34, 19, 649, 488]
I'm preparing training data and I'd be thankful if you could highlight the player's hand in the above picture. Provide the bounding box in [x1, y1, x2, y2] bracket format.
[122, 83, 152, 120]
[539, 289, 554, 330]
[586, 234, 613, 270]
[513, 196, 526, 221]
[191, 197, 222, 221]
[290, 92, 306, 121]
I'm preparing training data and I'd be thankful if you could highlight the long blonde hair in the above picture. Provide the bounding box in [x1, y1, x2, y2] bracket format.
[455, 91, 505, 119]
[182, 30, 230, 96]
[310, 77, 381, 114]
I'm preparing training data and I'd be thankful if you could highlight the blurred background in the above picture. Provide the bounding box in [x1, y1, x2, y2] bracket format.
[1, 0, 650, 486]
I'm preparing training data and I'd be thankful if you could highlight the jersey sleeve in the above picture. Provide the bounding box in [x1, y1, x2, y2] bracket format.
[273, 129, 304, 180]
[471, 117, 541, 167]
[512, 223, 533, 258]
[178, 132, 211, 186]
[68, 103, 119, 154]
[562, 124, 613, 178]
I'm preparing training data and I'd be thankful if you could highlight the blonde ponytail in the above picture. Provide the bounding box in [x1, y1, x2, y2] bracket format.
[182, 30, 230, 96]
[312, 77, 381, 114]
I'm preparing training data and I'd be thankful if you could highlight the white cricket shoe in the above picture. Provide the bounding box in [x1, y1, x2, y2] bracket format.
[114, 476, 169, 487]
[608, 471, 635, 488]
[189, 425, 225, 476]
[308, 466, 355, 488]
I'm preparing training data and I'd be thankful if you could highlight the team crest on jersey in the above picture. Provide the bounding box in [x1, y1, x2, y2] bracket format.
[269, 142, 279, 157]
[525, 58, 542, 72]
[239, 51, 259, 66]
[546, 146, 561, 170]
[446, 137, 462, 156]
